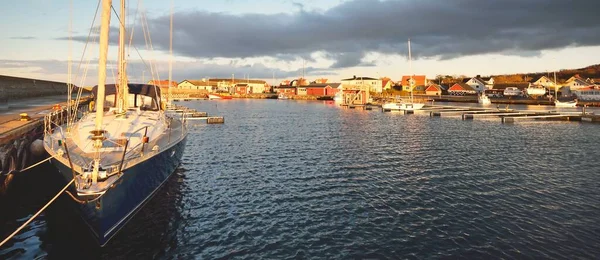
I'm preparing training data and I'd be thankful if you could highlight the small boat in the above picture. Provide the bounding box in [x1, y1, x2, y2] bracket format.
[526, 85, 547, 97]
[555, 99, 577, 107]
[478, 93, 491, 105]
[208, 93, 232, 100]
[333, 92, 342, 103]
[278, 93, 289, 100]
[382, 100, 425, 111]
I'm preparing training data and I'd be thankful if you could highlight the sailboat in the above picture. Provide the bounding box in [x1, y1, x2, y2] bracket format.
[43, 0, 187, 246]
[382, 39, 425, 111]
[553, 71, 577, 107]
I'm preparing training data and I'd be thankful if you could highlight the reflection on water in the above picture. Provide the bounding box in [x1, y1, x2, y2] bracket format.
[2, 99, 600, 259]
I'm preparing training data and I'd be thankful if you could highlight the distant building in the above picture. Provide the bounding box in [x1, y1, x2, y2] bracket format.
[147, 80, 177, 88]
[341, 76, 383, 93]
[448, 83, 477, 95]
[462, 76, 487, 93]
[275, 85, 297, 95]
[305, 83, 341, 96]
[400, 75, 427, 92]
[425, 84, 443, 96]
[178, 80, 215, 92]
[381, 78, 393, 91]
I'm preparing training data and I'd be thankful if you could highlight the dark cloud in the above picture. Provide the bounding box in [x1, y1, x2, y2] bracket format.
[60, 0, 600, 70]
[10, 36, 37, 40]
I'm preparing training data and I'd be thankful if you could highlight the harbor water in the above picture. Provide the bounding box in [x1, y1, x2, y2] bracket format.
[2, 99, 600, 259]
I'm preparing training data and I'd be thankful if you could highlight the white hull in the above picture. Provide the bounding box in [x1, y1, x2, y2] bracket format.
[333, 93, 342, 103]
[555, 100, 577, 108]
[526, 87, 546, 96]
[478, 94, 491, 105]
[208, 94, 221, 100]
[382, 102, 425, 111]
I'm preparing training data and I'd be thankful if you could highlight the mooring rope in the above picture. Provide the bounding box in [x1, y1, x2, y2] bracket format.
[0, 178, 74, 247]
[16, 154, 57, 173]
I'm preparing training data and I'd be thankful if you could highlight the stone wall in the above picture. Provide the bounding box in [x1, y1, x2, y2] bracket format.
[0, 75, 71, 101]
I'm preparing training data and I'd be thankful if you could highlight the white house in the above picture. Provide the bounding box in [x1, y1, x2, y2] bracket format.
[564, 78, 592, 92]
[341, 76, 383, 93]
[178, 80, 214, 91]
[464, 76, 487, 93]
[531, 76, 556, 87]
[206, 78, 268, 93]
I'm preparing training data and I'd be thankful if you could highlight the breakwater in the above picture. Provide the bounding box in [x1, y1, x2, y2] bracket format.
[0, 75, 74, 102]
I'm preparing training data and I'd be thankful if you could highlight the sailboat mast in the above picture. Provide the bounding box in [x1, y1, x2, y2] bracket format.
[168, 0, 174, 105]
[554, 70, 557, 99]
[117, 0, 128, 113]
[95, 0, 112, 132]
[408, 39, 413, 101]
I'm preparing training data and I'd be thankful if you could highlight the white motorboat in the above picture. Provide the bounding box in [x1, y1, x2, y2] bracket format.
[555, 99, 577, 108]
[382, 101, 425, 111]
[478, 94, 491, 105]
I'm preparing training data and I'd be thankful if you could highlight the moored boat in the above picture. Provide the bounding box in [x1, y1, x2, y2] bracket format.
[478, 93, 491, 105]
[555, 99, 578, 107]
[208, 93, 232, 100]
[43, 0, 187, 246]
[278, 93, 289, 100]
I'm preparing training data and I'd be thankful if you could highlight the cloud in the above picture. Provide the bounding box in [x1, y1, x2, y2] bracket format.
[10, 36, 37, 40]
[59, 0, 600, 70]
[0, 58, 335, 86]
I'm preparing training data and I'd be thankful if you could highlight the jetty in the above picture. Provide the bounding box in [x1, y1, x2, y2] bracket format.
[380, 104, 600, 124]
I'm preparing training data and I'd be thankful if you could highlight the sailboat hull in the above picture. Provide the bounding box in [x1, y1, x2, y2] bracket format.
[50, 135, 187, 246]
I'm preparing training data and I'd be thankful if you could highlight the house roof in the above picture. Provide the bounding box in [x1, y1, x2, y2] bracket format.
[449, 83, 476, 91]
[531, 76, 555, 84]
[492, 82, 530, 90]
[306, 83, 341, 88]
[208, 78, 266, 84]
[341, 76, 378, 81]
[463, 76, 487, 85]
[382, 79, 391, 87]
[148, 80, 177, 88]
[425, 84, 442, 91]
[400, 75, 426, 86]
[181, 80, 213, 86]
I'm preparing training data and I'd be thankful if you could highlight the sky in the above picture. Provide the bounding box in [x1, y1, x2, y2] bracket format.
[1, 0, 600, 86]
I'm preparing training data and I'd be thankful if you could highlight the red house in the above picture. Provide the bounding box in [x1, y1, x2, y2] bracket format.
[234, 84, 249, 95]
[275, 85, 297, 95]
[305, 83, 341, 96]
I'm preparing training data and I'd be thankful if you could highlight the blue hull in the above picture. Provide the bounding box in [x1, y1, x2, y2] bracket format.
[51, 136, 187, 246]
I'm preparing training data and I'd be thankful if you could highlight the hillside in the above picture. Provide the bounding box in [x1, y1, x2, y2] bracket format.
[491, 64, 600, 83]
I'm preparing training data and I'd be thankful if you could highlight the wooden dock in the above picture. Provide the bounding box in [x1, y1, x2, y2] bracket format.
[382, 105, 600, 124]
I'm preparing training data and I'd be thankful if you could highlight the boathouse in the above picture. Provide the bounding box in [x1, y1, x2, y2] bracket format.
[275, 85, 297, 95]
[305, 83, 341, 96]
[234, 84, 249, 95]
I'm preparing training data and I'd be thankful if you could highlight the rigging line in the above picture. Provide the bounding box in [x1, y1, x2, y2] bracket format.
[110, 4, 153, 79]
[67, 0, 73, 127]
[0, 179, 75, 247]
[74, 0, 101, 81]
